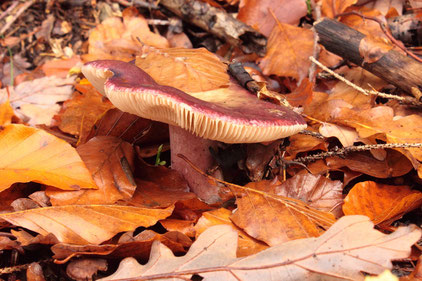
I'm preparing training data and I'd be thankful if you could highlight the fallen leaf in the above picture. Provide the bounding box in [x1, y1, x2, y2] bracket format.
[277, 173, 344, 217]
[319, 122, 359, 147]
[0, 205, 174, 244]
[26, 262, 46, 281]
[229, 180, 336, 246]
[135, 47, 229, 92]
[41, 56, 82, 78]
[0, 100, 14, 125]
[359, 34, 394, 64]
[194, 208, 268, 257]
[343, 181, 422, 226]
[52, 229, 191, 263]
[237, 0, 307, 37]
[99, 216, 420, 281]
[0, 124, 96, 192]
[321, 0, 358, 18]
[259, 22, 313, 82]
[47, 136, 136, 205]
[0, 76, 75, 126]
[66, 258, 107, 281]
[55, 84, 113, 143]
[85, 12, 168, 61]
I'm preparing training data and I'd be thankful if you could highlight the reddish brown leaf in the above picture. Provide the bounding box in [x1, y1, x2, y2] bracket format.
[343, 181, 422, 226]
[66, 258, 108, 281]
[259, 22, 313, 82]
[321, 0, 357, 18]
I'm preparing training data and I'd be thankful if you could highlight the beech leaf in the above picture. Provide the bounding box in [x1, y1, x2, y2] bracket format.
[0, 124, 96, 192]
[100, 216, 420, 281]
[0, 205, 174, 244]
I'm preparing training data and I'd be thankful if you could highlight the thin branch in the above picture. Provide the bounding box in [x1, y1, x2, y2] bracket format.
[0, 1, 35, 36]
[309, 56, 422, 106]
[294, 143, 422, 163]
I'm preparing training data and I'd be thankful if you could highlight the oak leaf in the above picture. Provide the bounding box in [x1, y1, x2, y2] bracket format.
[99, 216, 420, 281]
[0, 124, 96, 192]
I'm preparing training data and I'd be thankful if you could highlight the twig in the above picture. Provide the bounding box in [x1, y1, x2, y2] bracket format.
[335, 11, 422, 64]
[309, 56, 422, 106]
[299, 129, 324, 139]
[294, 143, 422, 163]
[0, 0, 35, 36]
[0, 1, 19, 21]
[309, 2, 321, 82]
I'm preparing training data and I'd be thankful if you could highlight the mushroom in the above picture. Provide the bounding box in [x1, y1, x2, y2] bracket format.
[82, 60, 307, 203]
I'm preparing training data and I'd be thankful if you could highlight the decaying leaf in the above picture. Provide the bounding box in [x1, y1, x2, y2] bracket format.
[0, 124, 96, 192]
[343, 181, 422, 226]
[0, 205, 174, 244]
[135, 47, 229, 93]
[99, 216, 420, 281]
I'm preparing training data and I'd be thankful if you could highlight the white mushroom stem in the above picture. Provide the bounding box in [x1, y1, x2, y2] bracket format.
[169, 125, 223, 203]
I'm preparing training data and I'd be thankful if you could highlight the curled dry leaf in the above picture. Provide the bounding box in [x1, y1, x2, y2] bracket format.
[0, 101, 14, 125]
[99, 216, 421, 281]
[0, 205, 174, 244]
[135, 47, 229, 93]
[0, 124, 96, 192]
[52, 229, 191, 264]
[319, 122, 359, 147]
[359, 34, 393, 64]
[47, 136, 136, 205]
[259, 22, 313, 82]
[343, 181, 422, 226]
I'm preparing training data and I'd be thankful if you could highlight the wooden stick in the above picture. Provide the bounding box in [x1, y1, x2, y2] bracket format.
[314, 18, 422, 99]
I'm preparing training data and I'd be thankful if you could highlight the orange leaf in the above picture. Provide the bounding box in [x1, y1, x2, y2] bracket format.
[321, 0, 357, 18]
[0, 124, 96, 192]
[55, 84, 113, 143]
[0, 205, 174, 244]
[0, 100, 14, 126]
[259, 22, 313, 82]
[343, 181, 422, 225]
[47, 136, 136, 205]
[135, 47, 229, 93]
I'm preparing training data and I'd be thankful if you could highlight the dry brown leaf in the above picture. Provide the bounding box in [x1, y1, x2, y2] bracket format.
[332, 106, 422, 177]
[55, 84, 113, 142]
[277, 174, 344, 217]
[26, 262, 46, 281]
[237, 0, 307, 37]
[319, 123, 359, 147]
[47, 136, 136, 205]
[194, 208, 268, 257]
[66, 258, 108, 281]
[259, 22, 313, 82]
[321, 0, 357, 18]
[0, 124, 96, 192]
[229, 180, 336, 246]
[135, 47, 229, 92]
[343, 181, 422, 226]
[0, 205, 174, 244]
[99, 216, 420, 281]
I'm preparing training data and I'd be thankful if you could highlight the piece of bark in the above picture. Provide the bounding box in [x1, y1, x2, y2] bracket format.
[388, 14, 422, 46]
[159, 0, 267, 56]
[314, 18, 422, 99]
